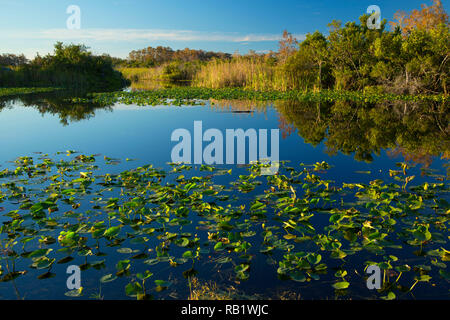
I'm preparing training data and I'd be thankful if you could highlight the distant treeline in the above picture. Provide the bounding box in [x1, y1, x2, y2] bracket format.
[0, 43, 129, 90]
[126, 46, 232, 67]
[0, 53, 29, 67]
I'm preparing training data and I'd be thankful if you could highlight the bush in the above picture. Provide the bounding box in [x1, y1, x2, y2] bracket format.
[0, 42, 129, 90]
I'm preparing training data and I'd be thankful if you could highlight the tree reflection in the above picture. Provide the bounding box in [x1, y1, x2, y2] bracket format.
[275, 99, 449, 165]
[0, 90, 114, 126]
[1, 92, 447, 166]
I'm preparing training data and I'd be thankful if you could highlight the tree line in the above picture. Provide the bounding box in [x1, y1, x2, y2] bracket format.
[126, 46, 232, 67]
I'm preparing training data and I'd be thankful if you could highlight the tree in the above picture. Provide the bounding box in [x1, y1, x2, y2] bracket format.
[278, 30, 298, 64]
[21, 42, 129, 89]
[391, 0, 449, 35]
[326, 16, 387, 91]
[126, 46, 231, 67]
[0, 54, 29, 67]
[284, 31, 331, 90]
[401, 24, 450, 93]
[301, 32, 330, 90]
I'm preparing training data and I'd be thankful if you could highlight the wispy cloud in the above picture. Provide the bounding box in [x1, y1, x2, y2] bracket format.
[2, 28, 306, 43]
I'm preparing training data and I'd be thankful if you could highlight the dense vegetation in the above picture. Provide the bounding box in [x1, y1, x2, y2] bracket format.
[0, 0, 448, 302]
[0, 43, 129, 90]
[126, 46, 231, 67]
[0, 87, 59, 97]
[116, 46, 233, 83]
[193, 1, 449, 94]
[74, 87, 448, 107]
[0, 54, 28, 67]
[119, 1, 449, 95]
[0, 154, 448, 299]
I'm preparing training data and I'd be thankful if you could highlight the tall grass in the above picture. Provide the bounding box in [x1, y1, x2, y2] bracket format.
[119, 57, 311, 91]
[193, 58, 298, 91]
[118, 67, 164, 82]
[119, 61, 200, 83]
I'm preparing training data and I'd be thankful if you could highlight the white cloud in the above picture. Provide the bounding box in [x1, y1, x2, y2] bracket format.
[3, 28, 306, 43]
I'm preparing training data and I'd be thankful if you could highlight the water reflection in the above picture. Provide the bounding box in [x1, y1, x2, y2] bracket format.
[275, 100, 449, 165]
[1, 91, 448, 165]
[210, 99, 449, 166]
[0, 90, 114, 126]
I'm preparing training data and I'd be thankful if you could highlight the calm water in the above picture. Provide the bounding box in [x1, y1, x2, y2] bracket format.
[0, 91, 448, 299]
[1, 92, 446, 183]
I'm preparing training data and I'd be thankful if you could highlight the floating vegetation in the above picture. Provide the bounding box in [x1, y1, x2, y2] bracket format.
[72, 88, 449, 107]
[0, 154, 448, 300]
[0, 87, 60, 97]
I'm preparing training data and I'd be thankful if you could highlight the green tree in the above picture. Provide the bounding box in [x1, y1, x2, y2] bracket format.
[284, 31, 331, 90]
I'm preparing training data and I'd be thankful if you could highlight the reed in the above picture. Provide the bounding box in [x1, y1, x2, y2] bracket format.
[118, 67, 164, 82]
[193, 57, 301, 91]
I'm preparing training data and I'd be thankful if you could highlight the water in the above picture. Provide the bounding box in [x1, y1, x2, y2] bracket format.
[0, 91, 448, 300]
[1, 93, 446, 182]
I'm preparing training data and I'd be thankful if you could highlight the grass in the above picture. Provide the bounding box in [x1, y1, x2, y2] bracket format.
[118, 67, 164, 82]
[188, 278, 237, 300]
[193, 58, 286, 90]
[119, 58, 290, 90]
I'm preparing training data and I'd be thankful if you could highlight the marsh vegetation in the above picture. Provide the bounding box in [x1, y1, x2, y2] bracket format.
[0, 154, 448, 300]
[0, 0, 448, 300]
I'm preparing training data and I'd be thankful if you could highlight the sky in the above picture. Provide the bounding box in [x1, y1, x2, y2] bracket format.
[0, 0, 448, 59]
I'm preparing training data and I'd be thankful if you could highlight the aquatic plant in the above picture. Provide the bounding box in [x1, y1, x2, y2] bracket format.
[0, 153, 448, 299]
[73, 87, 449, 107]
[0, 87, 60, 97]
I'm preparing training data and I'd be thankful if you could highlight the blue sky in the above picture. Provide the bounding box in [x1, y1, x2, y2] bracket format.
[0, 0, 448, 58]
